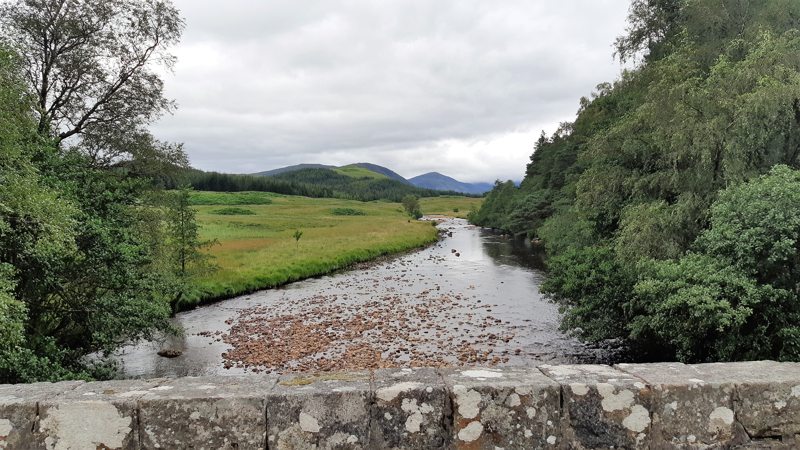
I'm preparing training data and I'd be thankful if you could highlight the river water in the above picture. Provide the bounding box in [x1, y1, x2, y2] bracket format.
[118, 218, 610, 378]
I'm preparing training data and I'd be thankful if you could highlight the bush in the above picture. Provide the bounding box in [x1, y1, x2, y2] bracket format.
[542, 245, 637, 343]
[211, 207, 256, 215]
[331, 208, 366, 216]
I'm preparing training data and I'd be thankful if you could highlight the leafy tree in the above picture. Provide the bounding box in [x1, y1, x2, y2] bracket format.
[401, 195, 422, 219]
[0, 0, 187, 382]
[0, 0, 183, 144]
[165, 186, 216, 313]
[542, 246, 637, 344]
[292, 229, 303, 249]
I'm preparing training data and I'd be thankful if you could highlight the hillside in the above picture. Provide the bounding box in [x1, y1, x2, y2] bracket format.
[181, 167, 475, 202]
[254, 162, 491, 194]
[351, 163, 410, 183]
[254, 163, 334, 176]
[408, 172, 493, 194]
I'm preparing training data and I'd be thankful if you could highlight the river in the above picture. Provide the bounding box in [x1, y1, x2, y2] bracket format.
[117, 218, 612, 378]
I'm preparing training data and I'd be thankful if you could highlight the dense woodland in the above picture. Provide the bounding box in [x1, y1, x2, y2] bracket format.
[0, 0, 199, 382]
[181, 168, 470, 202]
[471, 0, 800, 362]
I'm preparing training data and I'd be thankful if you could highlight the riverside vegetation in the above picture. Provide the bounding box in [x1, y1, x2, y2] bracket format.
[471, 0, 800, 363]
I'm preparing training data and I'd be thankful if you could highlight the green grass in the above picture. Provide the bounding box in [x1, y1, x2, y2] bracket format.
[189, 191, 276, 206]
[180, 193, 439, 309]
[333, 164, 388, 179]
[419, 196, 484, 219]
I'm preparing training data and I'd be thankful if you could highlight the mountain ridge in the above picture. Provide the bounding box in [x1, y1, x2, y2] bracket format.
[252, 163, 490, 194]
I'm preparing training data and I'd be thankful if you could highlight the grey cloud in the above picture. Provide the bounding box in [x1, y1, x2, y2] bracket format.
[152, 0, 631, 182]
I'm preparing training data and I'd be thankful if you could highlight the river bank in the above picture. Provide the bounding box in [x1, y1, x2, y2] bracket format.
[178, 192, 447, 311]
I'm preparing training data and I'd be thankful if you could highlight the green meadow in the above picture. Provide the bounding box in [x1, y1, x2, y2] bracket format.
[181, 191, 481, 308]
[419, 196, 484, 219]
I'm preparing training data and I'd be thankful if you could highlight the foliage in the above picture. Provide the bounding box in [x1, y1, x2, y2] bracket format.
[472, 0, 800, 362]
[634, 254, 793, 362]
[292, 229, 304, 248]
[0, 1, 190, 382]
[401, 195, 422, 219]
[0, 0, 184, 153]
[542, 246, 637, 344]
[211, 207, 256, 216]
[165, 187, 217, 313]
[331, 208, 366, 216]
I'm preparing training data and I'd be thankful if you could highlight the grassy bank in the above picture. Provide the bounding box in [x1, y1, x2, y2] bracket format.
[181, 191, 446, 309]
[419, 196, 484, 219]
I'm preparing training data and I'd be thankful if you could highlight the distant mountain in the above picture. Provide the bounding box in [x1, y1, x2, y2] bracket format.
[408, 172, 493, 195]
[352, 163, 411, 184]
[253, 163, 489, 195]
[253, 163, 334, 176]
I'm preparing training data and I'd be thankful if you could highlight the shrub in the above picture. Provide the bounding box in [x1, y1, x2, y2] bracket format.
[211, 207, 256, 215]
[331, 208, 366, 216]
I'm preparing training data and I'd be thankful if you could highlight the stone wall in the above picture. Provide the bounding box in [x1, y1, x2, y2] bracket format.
[1, 361, 799, 449]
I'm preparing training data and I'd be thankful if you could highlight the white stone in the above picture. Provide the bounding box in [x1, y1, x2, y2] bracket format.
[596, 383, 634, 412]
[547, 435, 557, 445]
[39, 401, 132, 450]
[622, 404, 651, 433]
[0, 418, 12, 440]
[458, 421, 484, 442]
[376, 382, 423, 402]
[461, 369, 504, 379]
[453, 385, 482, 419]
[792, 385, 800, 398]
[506, 393, 521, 407]
[526, 407, 536, 419]
[569, 383, 589, 396]
[115, 390, 148, 398]
[299, 412, 321, 433]
[708, 406, 734, 434]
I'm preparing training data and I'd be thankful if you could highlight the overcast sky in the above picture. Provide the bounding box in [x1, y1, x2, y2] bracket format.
[152, 1, 631, 182]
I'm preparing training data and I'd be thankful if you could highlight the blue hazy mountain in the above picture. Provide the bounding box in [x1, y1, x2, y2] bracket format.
[408, 172, 493, 195]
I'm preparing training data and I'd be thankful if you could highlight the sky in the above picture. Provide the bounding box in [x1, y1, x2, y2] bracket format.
[152, 1, 632, 183]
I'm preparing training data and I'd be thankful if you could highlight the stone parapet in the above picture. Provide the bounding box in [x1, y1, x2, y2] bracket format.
[1, 361, 799, 449]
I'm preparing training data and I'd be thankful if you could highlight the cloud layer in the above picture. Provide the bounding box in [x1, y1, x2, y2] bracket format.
[152, 1, 631, 182]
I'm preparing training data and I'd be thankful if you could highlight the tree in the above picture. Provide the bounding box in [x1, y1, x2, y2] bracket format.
[401, 195, 422, 219]
[292, 229, 303, 249]
[0, 0, 184, 166]
[165, 186, 216, 313]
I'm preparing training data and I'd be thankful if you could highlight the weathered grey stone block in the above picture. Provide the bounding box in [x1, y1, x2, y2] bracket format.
[268, 372, 372, 450]
[442, 367, 561, 450]
[138, 375, 273, 450]
[616, 362, 739, 449]
[0, 381, 81, 450]
[371, 368, 449, 449]
[540, 364, 653, 449]
[693, 361, 800, 443]
[36, 379, 161, 450]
